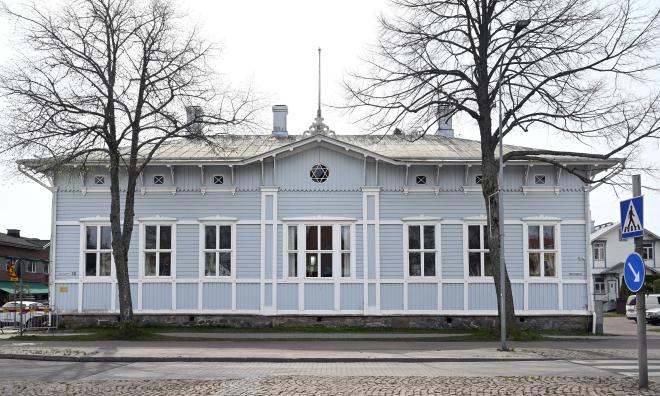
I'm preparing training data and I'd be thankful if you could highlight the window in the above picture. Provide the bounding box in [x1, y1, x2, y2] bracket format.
[467, 224, 491, 277]
[594, 280, 605, 294]
[475, 175, 483, 185]
[286, 224, 352, 278]
[213, 175, 224, 185]
[593, 241, 605, 261]
[202, 225, 232, 276]
[94, 175, 105, 185]
[643, 242, 654, 260]
[407, 225, 436, 276]
[26, 261, 37, 273]
[527, 225, 557, 277]
[143, 224, 172, 277]
[153, 175, 164, 185]
[305, 225, 333, 277]
[309, 164, 329, 183]
[534, 175, 546, 185]
[84, 225, 112, 277]
[43, 262, 49, 274]
[415, 175, 427, 185]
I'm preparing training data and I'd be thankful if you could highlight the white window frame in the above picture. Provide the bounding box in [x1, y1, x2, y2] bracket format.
[404, 223, 440, 279]
[80, 222, 114, 279]
[594, 280, 605, 294]
[26, 260, 37, 273]
[643, 241, 654, 260]
[524, 223, 560, 279]
[465, 223, 491, 278]
[153, 175, 165, 185]
[283, 223, 356, 280]
[593, 241, 606, 263]
[139, 221, 176, 279]
[94, 175, 105, 185]
[198, 222, 236, 279]
[475, 174, 483, 185]
[415, 175, 427, 185]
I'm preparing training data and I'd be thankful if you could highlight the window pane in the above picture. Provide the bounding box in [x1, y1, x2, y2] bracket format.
[219, 252, 231, 276]
[204, 252, 216, 276]
[306, 226, 318, 250]
[468, 225, 480, 250]
[544, 253, 556, 277]
[160, 226, 172, 249]
[409, 226, 420, 250]
[543, 226, 555, 249]
[483, 225, 489, 250]
[423, 252, 435, 276]
[341, 226, 350, 250]
[100, 253, 112, 276]
[529, 253, 541, 276]
[219, 226, 231, 249]
[306, 253, 318, 277]
[484, 252, 492, 277]
[159, 252, 171, 276]
[528, 226, 540, 249]
[86, 226, 97, 249]
[341, 253, 350, 277]
[100, 226, 112, 249]
[85, 253, 97, 276]
[320, 226, 333, 250]
[423, 226, 435, 250]
[409, 252, 421, 276]
[205, 226, 216, 250]
[320, 253, 333, 277]
[145, 253, 157, 276]
[288, 253, 298, 277]
[468, 252, 481, 276]
[288, 226, 297, 250]
[145, 226, 157, 249]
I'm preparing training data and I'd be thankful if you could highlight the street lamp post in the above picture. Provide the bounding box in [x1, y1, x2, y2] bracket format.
[498, 19, 530, 351]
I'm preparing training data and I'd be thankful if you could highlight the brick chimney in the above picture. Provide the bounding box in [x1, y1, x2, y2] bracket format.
[272, 105, 288, 137]
[7, 229, 20, 238]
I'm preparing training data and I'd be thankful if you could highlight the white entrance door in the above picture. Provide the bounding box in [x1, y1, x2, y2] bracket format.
[607, 279, 618, 301]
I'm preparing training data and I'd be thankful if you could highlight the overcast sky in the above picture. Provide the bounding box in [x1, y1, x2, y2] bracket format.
[0, 0, 658, 239]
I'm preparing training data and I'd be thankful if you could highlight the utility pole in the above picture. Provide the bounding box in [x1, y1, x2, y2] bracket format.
[633, 174, 648, 389]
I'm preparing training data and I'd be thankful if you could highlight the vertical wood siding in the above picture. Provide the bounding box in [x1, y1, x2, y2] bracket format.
[54, 283, 78, 312]
[340, 283, 364, 310]
[468, 283, 497, 310]
[55, 225, 79, 279]
[82, 283, 111, 311]
[442, 283, 464, 310]
[563, 284, 588, 310]
[529, 284, 559, 310]
[142, 283, 172, 310]
[236, 283, 260, 310]
[276, 283, 298, 310]
[202, 283, 232, 310]
[176, 283, 198, 310]
[408, 283, 438, 310]
[380, 283, 404, 310]
[304, 283, 334, 310]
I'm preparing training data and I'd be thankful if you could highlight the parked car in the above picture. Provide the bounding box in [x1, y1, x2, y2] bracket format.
[626, 294, 660, 321]
[0, 301, 47, 327]
[646, 308, 660, 325]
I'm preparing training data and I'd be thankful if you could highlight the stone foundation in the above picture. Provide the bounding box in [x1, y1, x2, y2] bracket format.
[58, 314, 591, 333]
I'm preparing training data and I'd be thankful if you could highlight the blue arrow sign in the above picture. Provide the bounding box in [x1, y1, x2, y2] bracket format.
[620, 196, 644, 239]
[624, 252, 646, 293]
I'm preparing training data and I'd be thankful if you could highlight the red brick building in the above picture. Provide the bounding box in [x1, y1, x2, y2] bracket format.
[0, 229, 49, 304]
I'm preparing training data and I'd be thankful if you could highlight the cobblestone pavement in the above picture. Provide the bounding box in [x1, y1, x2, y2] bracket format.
[523, 347, 660, 360]
[2, 376, 659, 395]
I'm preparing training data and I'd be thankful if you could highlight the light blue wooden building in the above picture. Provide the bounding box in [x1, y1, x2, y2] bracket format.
[30, 105, 617, 325]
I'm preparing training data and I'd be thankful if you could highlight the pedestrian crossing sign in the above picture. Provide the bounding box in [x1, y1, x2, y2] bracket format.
[620, 196, 644, 239]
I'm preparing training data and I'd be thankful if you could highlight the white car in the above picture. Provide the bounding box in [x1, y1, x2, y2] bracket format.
[626, 294, 660, 321]
[646, 308, 660, 325]
[0, 301, 47, 327]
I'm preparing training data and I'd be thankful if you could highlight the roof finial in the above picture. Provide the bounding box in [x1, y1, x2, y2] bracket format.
[304, 47, 335, 137]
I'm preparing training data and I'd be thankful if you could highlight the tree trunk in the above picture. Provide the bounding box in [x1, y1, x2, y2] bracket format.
[109, 152, 135, 336]
[481, 154, 519, 337]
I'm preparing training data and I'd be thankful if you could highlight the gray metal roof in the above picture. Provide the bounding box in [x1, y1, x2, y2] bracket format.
[0, 233, 49, 251]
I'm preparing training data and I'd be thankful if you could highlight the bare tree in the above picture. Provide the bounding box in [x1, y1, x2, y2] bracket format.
[345, 0, 660, 336]
[0, 0, 257, 335]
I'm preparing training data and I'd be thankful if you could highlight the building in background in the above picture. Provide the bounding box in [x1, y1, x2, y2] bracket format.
[0, 229, 50, 304]
[20, 105, 618, 330]
[591, 222, 659, 311]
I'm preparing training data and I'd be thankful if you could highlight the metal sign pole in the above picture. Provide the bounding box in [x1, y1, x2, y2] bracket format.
[19, 260, 24, 337]
[633, 174, 648, 389]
